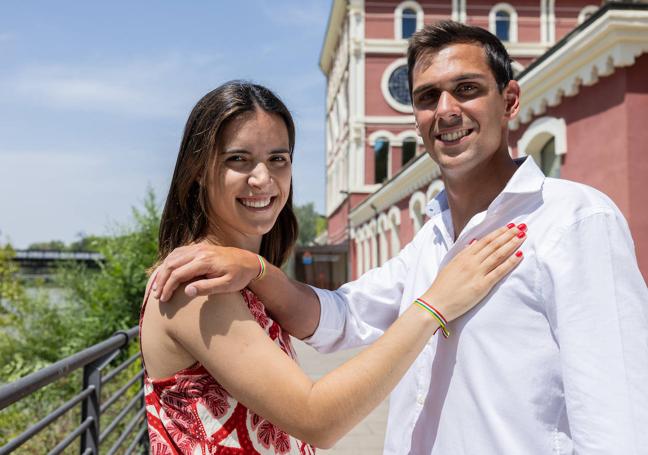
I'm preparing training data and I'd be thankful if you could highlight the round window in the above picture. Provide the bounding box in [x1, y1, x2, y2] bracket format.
[387, 65, 411, 106]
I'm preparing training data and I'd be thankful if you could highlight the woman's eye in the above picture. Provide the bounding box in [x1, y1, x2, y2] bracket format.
[226, 155, 245, 162]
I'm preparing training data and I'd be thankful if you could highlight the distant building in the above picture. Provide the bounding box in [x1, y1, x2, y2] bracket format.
[320, 0, 648, 282]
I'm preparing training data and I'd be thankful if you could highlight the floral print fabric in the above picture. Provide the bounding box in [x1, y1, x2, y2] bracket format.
[141, 288, 316, 455]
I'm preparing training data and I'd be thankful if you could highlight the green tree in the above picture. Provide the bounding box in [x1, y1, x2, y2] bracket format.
[294, 202, 326, 246]
[1, 189, 160, 451]
[26, 240, 67, 251]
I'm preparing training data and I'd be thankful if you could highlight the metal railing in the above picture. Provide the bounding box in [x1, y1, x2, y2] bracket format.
[0, 326, 148, 454]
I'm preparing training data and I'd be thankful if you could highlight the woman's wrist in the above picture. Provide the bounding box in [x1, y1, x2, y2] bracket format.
[412, 296, 450, 339]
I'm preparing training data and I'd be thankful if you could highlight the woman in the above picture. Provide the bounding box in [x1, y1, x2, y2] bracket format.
[140, 81, 526, 454]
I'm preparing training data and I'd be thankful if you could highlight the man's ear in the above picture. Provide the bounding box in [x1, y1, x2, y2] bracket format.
[503, 80, 521, 119]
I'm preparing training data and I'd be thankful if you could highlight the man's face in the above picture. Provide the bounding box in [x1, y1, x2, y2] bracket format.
[411, 43, 519, 175]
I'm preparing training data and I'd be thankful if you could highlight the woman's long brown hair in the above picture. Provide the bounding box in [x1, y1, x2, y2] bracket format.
[158, 81, 298, 267]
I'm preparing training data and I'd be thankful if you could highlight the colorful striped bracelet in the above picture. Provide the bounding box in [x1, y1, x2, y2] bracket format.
[251, 255, 267, 282]
[413, 297, 450, 338]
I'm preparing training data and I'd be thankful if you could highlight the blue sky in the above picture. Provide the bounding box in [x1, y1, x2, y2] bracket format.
[0, 1, 330, 248]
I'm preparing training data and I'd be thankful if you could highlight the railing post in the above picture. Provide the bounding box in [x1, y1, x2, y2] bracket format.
[80, 358, 102, 454]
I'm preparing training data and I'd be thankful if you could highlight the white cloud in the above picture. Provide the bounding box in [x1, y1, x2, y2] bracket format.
[3, 51, 224, 119]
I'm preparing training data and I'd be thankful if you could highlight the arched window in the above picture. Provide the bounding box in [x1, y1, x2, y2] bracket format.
[517, 116, 567, 178]
[531, 137, 561, 178]
[495, 11, 510, 41]
[395, 1, 423, 40]
[489, 3, 518, 43]
[402, 8, 417, 39]
[374, 138, 389, 183]
[402, 137, 417, 166]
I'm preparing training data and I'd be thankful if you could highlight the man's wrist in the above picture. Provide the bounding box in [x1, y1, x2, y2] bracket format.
[250, 254, 267, 282]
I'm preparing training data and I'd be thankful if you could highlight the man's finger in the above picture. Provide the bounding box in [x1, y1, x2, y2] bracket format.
[185, 275, 239, 297]
[154, 251, 197, 299]
[159, 260, 220, 302]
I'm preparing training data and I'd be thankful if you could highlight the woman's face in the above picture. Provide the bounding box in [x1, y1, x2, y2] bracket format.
[206, 108, 292, 249]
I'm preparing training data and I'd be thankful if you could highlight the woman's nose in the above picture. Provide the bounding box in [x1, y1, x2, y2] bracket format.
[248, 162, 271, 188]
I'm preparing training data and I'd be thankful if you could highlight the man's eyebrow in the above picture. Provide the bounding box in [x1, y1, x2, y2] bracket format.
[269, 148, 291, 154]
[412, 73, 488, 97]
[222, 148, 251, 154]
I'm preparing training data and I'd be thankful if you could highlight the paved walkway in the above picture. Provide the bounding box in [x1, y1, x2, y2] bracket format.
[292, 340, 388, 454]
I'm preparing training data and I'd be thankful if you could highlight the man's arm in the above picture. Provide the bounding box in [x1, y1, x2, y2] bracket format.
[153, 224, 426, 347]
[540, 210, 648, 454]
[152, 245, 321, 339]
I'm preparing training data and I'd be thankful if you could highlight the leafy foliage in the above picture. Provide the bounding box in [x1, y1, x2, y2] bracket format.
[0, 189, 159, 451]
[294, 202, 327, 246]
[1, 188, 160, 382]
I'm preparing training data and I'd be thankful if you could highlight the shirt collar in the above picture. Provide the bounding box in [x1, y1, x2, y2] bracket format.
[425, 157, 545, 218]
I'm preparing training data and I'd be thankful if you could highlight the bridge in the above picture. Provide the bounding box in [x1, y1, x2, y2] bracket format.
[11, 250, 104, 281]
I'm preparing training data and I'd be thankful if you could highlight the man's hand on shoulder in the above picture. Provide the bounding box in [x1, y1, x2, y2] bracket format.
[153, 243, 259, 302]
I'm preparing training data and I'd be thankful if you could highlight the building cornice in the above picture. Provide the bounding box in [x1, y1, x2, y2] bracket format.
[320, 0, 348, 75]
[511, 5, 648, 130]
[349, 153, 440, 227]
[365, 39, 408, 55]
[505, 42, 551, 57]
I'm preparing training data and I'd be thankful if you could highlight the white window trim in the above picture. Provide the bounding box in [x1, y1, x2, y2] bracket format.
[516, 116, 567, 158]
[408, 191, 427, 234]
[381, 58, 413, 114]
[394, 1, 424, 40]
[369, 131, 394, 182]
[489, 3, 518, 43]
[578, 5, 599, 25]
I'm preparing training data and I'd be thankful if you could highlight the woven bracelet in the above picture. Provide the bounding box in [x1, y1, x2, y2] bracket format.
[413, 297, 450, 338]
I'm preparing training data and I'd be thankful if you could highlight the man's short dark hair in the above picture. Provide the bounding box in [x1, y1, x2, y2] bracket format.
[407, 20, 514, 94]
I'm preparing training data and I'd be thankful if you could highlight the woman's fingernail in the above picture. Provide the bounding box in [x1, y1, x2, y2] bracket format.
[186, 286, 197, 297]
[517, 223, 527, 231]
[517, 231, 526, 238]
[469, 238, 477, 245]
[152, 283, 157, 292]
[506, 223, 515, 229]
[515, 251, 523, 257]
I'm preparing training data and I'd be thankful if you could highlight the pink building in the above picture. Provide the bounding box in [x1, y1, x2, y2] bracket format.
[320, 0, 648, 282]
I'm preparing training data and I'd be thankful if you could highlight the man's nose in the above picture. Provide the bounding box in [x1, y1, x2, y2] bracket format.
[436, 91, 461, 122]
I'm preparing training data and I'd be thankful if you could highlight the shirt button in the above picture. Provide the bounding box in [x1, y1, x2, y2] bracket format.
[416, 395, 425, 405]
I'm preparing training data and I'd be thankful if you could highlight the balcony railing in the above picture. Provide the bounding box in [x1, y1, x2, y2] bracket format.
[0, 326, 147, 454]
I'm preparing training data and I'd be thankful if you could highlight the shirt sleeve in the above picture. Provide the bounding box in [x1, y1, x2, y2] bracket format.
[304, 225, 426, 353]
[540, 209, 648, 454]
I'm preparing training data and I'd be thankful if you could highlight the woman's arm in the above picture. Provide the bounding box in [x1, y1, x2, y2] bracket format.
[158, 225, 525, 448]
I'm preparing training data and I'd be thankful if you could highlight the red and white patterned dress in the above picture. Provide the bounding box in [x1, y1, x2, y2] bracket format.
[140, 287, 316, 455]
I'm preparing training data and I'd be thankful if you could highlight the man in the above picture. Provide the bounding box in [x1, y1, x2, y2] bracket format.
[154, 22, 648, 454]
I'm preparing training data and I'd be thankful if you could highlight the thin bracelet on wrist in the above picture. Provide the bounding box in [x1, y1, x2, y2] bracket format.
[251, 255, 267, 282]
[413, 297, 450, 338]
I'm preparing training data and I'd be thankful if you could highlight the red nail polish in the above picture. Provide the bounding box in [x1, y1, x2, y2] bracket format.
[517, 223, 527, 231]
[506, 223, 515, 229]
[515, 251, 523, 257]
[517, 231, 526, 238]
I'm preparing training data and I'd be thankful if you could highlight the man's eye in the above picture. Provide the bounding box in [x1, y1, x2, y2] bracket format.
[457, 84, 477, 94]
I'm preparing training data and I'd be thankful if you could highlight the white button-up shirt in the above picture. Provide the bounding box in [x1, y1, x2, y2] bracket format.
[307, 158, 648, 454]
